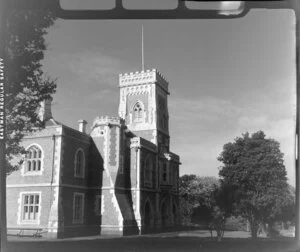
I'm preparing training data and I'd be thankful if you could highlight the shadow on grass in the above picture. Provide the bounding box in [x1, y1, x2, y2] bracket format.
[7, 233, 300, 252]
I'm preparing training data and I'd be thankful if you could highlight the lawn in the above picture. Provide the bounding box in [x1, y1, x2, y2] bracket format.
[6, 230, 300, 252]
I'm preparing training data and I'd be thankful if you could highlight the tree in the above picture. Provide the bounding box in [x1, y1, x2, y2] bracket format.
[192, 182, 234, 241]
[179, 175, 235, 241]
[218, 131, 292, 239]
[179, 174, 198, 225]
[5, 2, 57, 174]
[179, 175, 219, 225]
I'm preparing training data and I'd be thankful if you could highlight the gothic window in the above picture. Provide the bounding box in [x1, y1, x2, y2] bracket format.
[119, 155, 124, 174]
[169, 164, 172, 183]
[144, 155, 153, 187]
[133, 102, 144, 123]
[74, 149, 85, 178]
[173, 166, 178, 187]
[164, 116, 167, 129]
[162, 163, 167, 183]
[24, 145, 43, 174]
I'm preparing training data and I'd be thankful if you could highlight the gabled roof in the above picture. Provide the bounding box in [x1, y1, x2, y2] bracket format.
[45, 118, 62, 126]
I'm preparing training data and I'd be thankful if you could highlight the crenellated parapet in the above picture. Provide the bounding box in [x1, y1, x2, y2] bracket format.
[119, 69, 169, 94]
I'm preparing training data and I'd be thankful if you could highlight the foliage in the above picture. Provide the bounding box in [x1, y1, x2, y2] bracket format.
[207, 183, 235, 241]
[5, 3, 57, 174]
[179, 175, 219, 225]
[179, 175, 233, 241]
[208, 206, 226, 242]
[218, 131, 292, 239]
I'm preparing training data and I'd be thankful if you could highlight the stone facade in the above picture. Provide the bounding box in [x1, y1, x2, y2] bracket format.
[6, 69, 180, 238]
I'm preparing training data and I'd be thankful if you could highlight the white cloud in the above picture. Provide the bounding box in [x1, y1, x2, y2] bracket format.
[169, 92, 295, 184]
[43, 50, 126, 89]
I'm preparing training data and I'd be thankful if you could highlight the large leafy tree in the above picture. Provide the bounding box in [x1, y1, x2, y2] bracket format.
[179, 175, 219, 225]
[179, 175, 234, 241]
[5, 3, 57, 173]
[218, 131, 292, 239]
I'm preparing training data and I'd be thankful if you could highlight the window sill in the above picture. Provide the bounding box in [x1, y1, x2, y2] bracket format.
[22, 172, 43, 176]
[19, 220, 40, 225]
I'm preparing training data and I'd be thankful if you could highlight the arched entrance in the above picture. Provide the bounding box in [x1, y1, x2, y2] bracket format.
[161, 202, 168, 230]
[172, 204, 177, 226]
[144, 201, 151, 233]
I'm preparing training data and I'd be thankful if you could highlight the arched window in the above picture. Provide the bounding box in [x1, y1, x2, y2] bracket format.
[74, 149, 85, 178]
[133, 102, 144, 123]
[173, 166, 178, 187]
[162, 163, 168, 183]
[25, 145, 43, 174]
[144, 155, 153, 187]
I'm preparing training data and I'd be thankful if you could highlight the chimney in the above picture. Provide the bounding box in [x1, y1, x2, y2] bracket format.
[38, 97, 53, 122]
[78, 119, 87, 133]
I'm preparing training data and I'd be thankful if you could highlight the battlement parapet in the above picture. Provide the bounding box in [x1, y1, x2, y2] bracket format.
[119, 69, 169, 93]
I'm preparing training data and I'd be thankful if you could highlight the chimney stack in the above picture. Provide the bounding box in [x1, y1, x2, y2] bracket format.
[78, 119, 87, 133]
[38, 98, 53, 122]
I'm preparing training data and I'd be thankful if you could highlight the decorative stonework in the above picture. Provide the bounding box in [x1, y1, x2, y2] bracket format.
[125, 84, 151, 96]
[130, 137, 141, 149]
[48, 133, 63, 233]
[119, 69, 169, 93]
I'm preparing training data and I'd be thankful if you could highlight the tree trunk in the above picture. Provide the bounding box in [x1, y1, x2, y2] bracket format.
[250, 221, 259, 239]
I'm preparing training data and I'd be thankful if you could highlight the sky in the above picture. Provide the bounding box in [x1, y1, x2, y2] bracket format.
[41, 3, 296, 185]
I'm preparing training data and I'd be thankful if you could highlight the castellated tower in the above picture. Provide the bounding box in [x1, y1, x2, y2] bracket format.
[118, 69, 170, 153]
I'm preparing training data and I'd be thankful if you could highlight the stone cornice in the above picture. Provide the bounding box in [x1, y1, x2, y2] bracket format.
[130, 137, 157, 153]
[91, 116, 125, 129]
[163, 152, 181, 164]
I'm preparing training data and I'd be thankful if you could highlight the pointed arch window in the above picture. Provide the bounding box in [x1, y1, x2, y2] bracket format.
[144, 155, 153, 187]
[133, 102, 144, 123]
[24, 145, 43, 174]
[74, 149, 85, 178]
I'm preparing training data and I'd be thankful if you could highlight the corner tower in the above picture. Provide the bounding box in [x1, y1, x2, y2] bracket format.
[118, 69, 170, 150]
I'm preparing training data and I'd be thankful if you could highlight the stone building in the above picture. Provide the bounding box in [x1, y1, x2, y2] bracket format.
[6, 69, 181, 238]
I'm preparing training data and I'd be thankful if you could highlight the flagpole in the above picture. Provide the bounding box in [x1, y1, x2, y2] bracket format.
[142, 25, 144, 71]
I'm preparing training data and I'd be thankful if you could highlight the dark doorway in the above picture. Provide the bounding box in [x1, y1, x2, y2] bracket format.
[173, 204, 177, 226]
[161, 202, 167, 230]
[144, 201, 151, 233]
